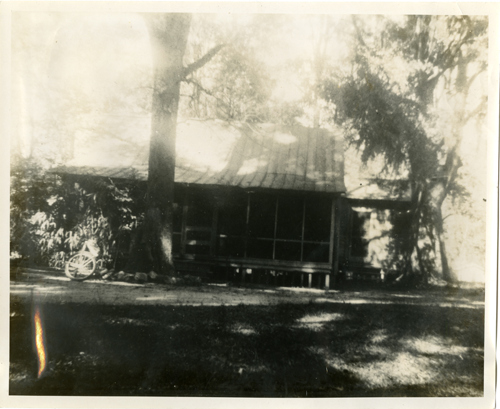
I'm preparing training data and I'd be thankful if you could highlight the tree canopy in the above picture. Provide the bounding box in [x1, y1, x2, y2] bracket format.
[10, 12, 489, 283]
[321, 15, 488, 283]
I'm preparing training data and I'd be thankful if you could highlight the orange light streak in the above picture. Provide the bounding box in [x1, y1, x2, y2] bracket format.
[34, 308, 46, 377]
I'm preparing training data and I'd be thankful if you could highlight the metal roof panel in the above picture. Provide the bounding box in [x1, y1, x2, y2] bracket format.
[52, 119, 346, 193]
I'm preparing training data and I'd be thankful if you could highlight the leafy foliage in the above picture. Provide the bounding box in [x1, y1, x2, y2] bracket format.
[10, 160, 144, 269]
[186, 47, 274, 122]
[182, 15, 276, 123]
[10, 13, 488, 283]
[321, 15, 488, 283]
[323, 63, 439, 179]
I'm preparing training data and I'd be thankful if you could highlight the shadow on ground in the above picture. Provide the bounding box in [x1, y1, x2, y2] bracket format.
[10, 294, 484, 397]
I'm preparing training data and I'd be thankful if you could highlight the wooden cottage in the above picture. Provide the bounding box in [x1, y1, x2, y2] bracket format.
[54, 120, 411, 287]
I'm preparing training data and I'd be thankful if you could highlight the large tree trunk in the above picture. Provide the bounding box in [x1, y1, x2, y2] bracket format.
[416, 51, 470, 285]
[125, 14, 224, 275]
[403, 182, 429, 285]
[426, 181, 457, 283]
[399, 178, 457, 285]
[433, 206, 453, 283]
[399, 49, 470, 286]
[136, 14, 192, 275]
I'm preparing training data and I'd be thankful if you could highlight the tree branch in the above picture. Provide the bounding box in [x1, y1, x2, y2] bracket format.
[184, 78, 227, 106]
[426, 36, 469, 83]
[183, 44, 226, 78]
[465, 66, 486, 94]
[351, 16, 367, 48]
[464, 97, 487, 123]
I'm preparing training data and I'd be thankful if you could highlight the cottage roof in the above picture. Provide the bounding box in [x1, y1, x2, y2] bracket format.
[54, 119, 346, 193]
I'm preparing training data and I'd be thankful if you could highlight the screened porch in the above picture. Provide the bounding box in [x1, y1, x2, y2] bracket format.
[172, 185, 342, 288]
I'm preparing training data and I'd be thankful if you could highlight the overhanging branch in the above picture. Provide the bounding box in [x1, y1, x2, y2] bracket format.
[183, 44, 226, 78]
[184, 78, 227, 106]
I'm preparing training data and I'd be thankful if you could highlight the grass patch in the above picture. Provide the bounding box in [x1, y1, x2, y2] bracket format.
[10, 291, 484, 397]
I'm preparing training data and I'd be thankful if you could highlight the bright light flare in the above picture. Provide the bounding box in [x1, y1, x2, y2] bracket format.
[34, 308, 46, 377]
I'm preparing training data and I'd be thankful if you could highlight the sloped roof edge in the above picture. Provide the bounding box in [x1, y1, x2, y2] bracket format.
[52, 119, 347, 194]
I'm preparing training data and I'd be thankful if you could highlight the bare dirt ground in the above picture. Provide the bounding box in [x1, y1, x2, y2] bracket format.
[10, 267, 485, 307]
[10, 267, 485, 397]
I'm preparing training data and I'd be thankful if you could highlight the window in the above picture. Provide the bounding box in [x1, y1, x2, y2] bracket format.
[301, 197, 331, 263]
[304, 198, 331, 242]
[172, 187, 185, 255]
[217, 191, 247, 258]
[248, 193, 276, 239]
[172, 202, 182, 255]
[219, 192, 333, 263]
[276, 199, 303, 241]
[247, 193, 276, 259]
[274, 197, 303, 261]
[184, 189, 214, 257]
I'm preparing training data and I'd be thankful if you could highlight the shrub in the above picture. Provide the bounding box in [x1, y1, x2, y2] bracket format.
[10, 160, 144, 269]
